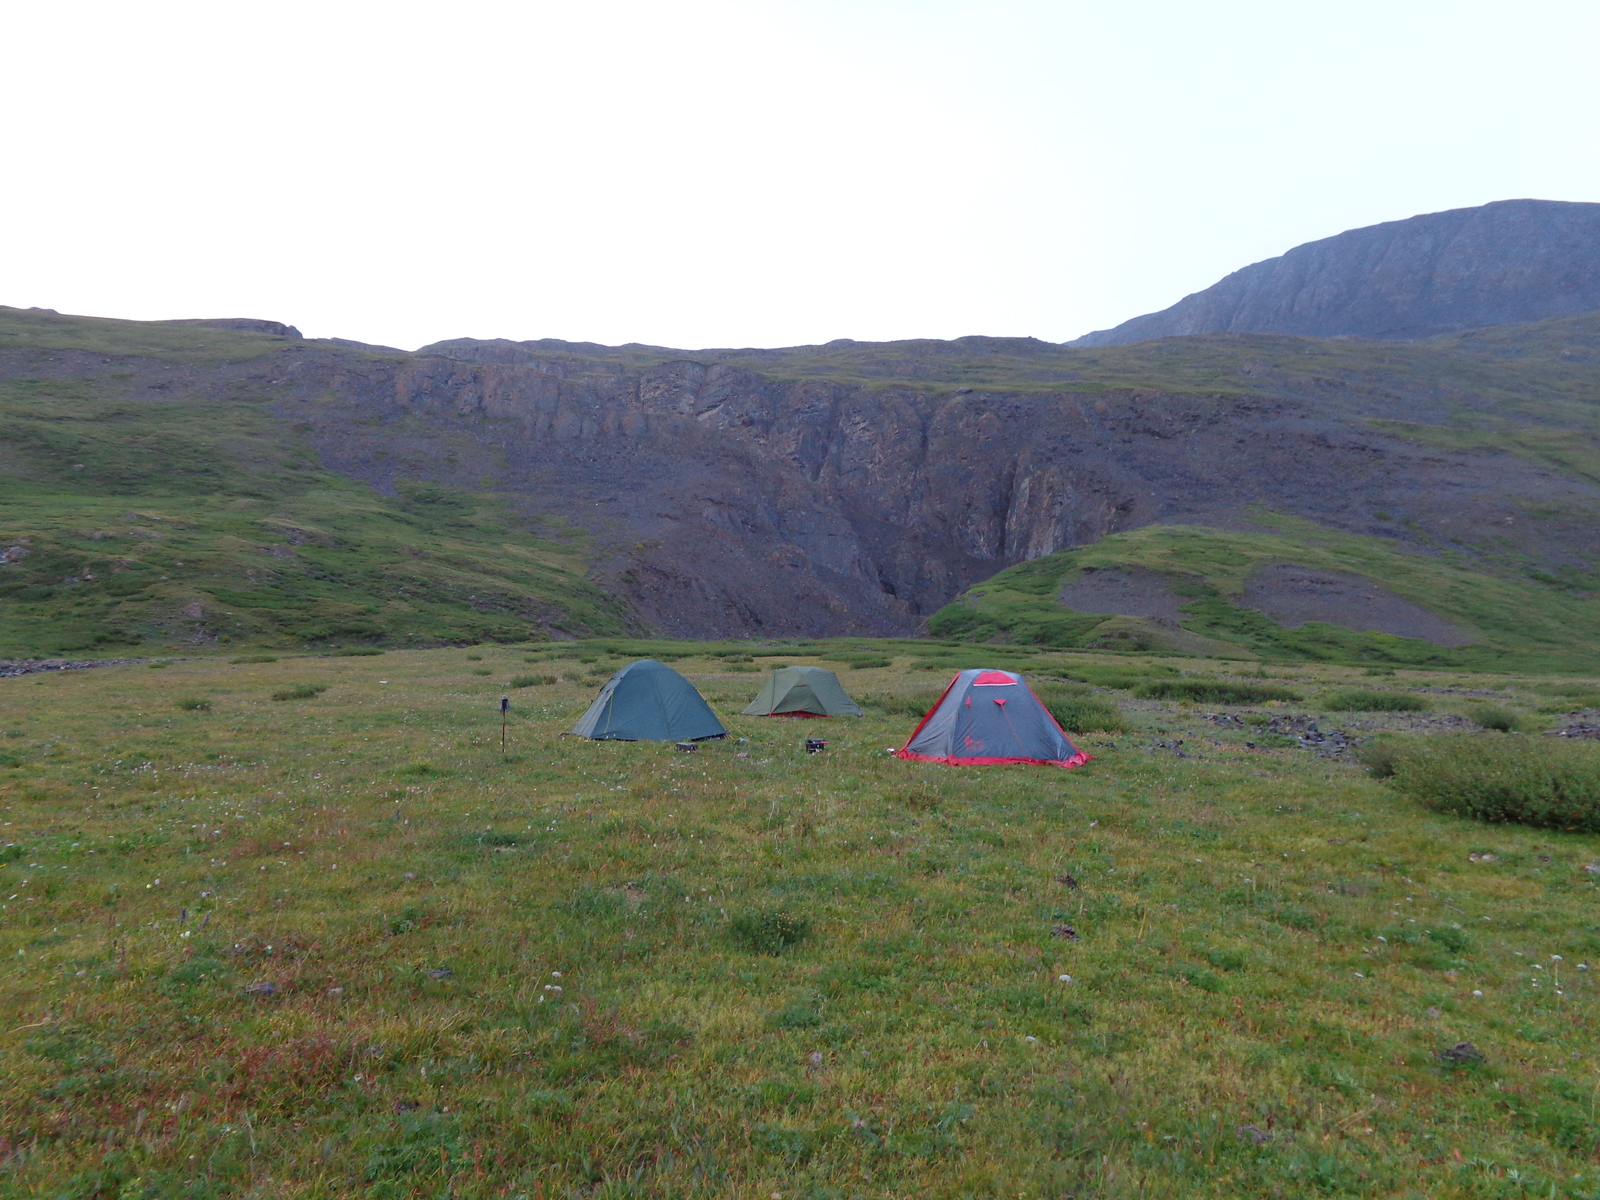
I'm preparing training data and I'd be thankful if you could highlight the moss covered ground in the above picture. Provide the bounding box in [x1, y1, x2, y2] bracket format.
[5, 641, 1600, 1197]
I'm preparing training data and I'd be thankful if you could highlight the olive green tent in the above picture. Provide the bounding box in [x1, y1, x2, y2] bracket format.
[742, 665, 862, 717]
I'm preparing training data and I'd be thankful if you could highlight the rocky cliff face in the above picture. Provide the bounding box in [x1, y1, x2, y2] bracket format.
[258, 336, 1600, 637]
[1074, 199, 1600, 346]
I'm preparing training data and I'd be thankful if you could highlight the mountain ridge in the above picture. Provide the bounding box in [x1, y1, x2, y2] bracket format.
[1074, 198, 1600, 346]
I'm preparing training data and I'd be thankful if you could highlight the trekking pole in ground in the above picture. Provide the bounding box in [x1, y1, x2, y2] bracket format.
[500, 696, 509, 753]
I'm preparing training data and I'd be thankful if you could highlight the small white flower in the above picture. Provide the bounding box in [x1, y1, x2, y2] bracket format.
[1353, 972, 1365, 978]
[551, 971, 562, 978]
[1024, 1035, 1037, 1043]
[1472, 990, 1484, 996]
[544, 984, 563, 992]
[1553, 955, 1564, 962]
[1376, 936, 1387, 943]
[1058, 974, 1073, 984]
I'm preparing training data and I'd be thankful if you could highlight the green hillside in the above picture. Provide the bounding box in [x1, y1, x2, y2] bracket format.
[928, 515, 1600, 672]
[0, 331, 636, 656]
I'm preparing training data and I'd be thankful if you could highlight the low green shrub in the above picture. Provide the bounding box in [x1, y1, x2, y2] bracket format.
[1060, 665, 1181, 689]
[229, 655, 277, 664]
[271, 684, 327, 701]
[509, 674, 557, 688]
[862, 692, 943, 718]
[1468, 705, 1521, 732]
[1324, 689, 1426, 712]
[1138, 679, 1301, 704]
[1035, 687, 1125, 733]
[727, 907, 811, 954]
[1385, 734, 1600, 831]
[173, 698, 211, 711]
[335, 647, 383, 657]
[845, 656, 892, 670]
[1354, 737, 1407, 778]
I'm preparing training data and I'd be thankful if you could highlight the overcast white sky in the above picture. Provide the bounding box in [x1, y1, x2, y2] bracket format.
[5, 0, 1598, 350]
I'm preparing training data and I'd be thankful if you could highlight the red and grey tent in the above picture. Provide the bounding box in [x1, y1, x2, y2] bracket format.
[895, 669, 1091, 768]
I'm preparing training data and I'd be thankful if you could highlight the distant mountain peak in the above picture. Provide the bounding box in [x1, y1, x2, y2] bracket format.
[1073, 198, 1600, 346]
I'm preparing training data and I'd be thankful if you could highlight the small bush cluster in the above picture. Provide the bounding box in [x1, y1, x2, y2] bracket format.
[271, 684, 327, 702]
[843, 656, 892, 670]
[173, 698, 212, 711]
[229, 655, 277, 664]
[509, 674, 558, 688]
[727, 907, 811, 954]
[1324, 689, 1426, 712]
[1379, 733, 1600, 831]
[1138, 679, 1301, 705]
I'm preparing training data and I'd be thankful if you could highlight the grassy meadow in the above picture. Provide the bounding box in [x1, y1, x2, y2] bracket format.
[5, 642, 1600, 1198]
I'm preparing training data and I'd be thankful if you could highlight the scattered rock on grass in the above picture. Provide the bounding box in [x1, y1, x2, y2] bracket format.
[1051, 924, 1080, 941]
[1437, 1041, 1485, 1065]
[1237, 1124, 1274, 1145]
[1551, 722, 1600, 740]
[424, 967, 453, 980]
[243, 981, 277, 998]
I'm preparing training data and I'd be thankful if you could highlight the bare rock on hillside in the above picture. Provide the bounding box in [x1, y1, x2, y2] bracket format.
[1241, 564, 1476, 646]
[1058, 567, 1190, 621]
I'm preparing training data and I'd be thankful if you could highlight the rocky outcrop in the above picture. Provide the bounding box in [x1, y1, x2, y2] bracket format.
[1074, 199, 1600, 346]
[256, 342, 1600, 638]
[165, 317, 304, 338]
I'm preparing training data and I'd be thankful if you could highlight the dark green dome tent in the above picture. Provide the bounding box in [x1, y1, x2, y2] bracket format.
[742, 665, 862, 717]
[571, 659, 727, 742]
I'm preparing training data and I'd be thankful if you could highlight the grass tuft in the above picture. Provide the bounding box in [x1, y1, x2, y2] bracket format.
[172, 697, 211, 711]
